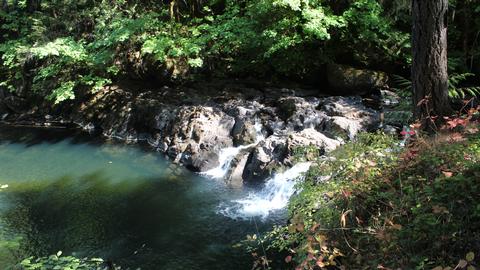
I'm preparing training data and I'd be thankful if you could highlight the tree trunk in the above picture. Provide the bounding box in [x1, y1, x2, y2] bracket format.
[412, 0, 452, 128]
[26, 0, 41, 13]
[1, 0, 7, 11]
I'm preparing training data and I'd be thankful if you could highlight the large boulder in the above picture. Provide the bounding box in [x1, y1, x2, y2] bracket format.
[318, 96, 380, 137]
[164, 106, 235, 171]
[231, 119, 258, 146]
[286, 128, 341, 158]
[277, 97, 327, 132]
[327, 64, 388, 95]
[242, 136, 287, 182]
[224, 150, 251, 187]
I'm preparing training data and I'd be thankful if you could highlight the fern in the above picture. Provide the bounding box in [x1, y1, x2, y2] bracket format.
[448, 73, 480, 99]
[392, 73, 480, 99]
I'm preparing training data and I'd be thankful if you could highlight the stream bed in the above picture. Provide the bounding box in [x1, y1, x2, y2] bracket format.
[0, 126, 287, 269]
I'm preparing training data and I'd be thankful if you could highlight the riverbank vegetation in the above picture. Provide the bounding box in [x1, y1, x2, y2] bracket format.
[1, 0, 479, 104]
[246, 113, 480, 269]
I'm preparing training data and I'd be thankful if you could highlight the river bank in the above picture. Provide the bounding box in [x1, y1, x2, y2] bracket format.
[0, 80, 387, 187]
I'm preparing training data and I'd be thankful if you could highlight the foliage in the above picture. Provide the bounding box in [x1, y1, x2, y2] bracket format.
[19, 251, 107, 270]
[392, 73, 480, 100]
[0, 0, 415, 103]
[340, 0, 411, 65]
[262, 120, 480, 269]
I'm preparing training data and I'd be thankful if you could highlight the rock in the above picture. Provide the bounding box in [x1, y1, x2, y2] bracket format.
[165, 106, 235, 171]
[186, 150, 220, 172]
[277, 98, 297, 120]
[1, 80, 385, 184]
[286, 128, 341, 157]
[326, 64, 388, 95]
[319, 96, 373, 118]
[3, 96, 29, 114]
[279, 97, 327, 132]
[225, 150, 251, 187]
[318, 96, 380, 139]
[324, 116, 364, 140]
[243, 136, 287, 182]
[381, 89, 400, 107]
[231, 119, 257, 146]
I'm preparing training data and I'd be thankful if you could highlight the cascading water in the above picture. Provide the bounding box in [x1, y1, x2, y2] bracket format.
[202, 119, 311, 219]
[218, 162, 311, 219]
[202, 120, 265, 179]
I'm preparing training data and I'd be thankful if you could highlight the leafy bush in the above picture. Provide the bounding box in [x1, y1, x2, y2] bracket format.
[263, 127, 480, 269]
[18, 251, 106, 270]
[0, 0, 413, 104]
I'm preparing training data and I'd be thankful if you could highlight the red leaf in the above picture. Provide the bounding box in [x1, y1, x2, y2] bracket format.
[285, 255, 292, 263]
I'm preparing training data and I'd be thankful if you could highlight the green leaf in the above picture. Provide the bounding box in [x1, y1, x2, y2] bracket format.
[466, 252, 475, 262]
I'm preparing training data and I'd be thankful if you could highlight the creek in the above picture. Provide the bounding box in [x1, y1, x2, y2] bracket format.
[0, 125, 309, 269]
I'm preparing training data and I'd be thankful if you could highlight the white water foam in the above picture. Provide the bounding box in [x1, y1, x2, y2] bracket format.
[219, 162, 311, 219]
[202, 120, 265, 179]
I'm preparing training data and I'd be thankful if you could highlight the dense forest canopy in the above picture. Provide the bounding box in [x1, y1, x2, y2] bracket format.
[0, 0, 479, 104]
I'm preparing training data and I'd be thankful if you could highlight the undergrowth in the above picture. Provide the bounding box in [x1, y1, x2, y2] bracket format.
[249, 111, 480, 269]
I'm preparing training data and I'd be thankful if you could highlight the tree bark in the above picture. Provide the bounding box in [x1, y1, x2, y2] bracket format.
[26, 0, 41, 13]
[1, 0, 7, 11]
[412, 0, 452, 128]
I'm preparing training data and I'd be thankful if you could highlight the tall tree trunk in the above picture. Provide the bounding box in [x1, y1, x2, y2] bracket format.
[26, 0, 41, 13]
[412, 0, 452, 128]
[1, 0, 7, 11]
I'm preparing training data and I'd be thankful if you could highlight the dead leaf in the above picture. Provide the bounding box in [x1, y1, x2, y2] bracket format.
[450, 133, 467, 142]
[432, 205, 449, 214]
[340, 210, 352, 228]
[466, 127, 479, 134]
[456, 259, 468, 269]
[442, 171, 454, 178]
[391, 223, 403, 230]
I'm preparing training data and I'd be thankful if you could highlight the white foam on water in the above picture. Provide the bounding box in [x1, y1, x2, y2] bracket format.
[218, 162, 311, 219]
[201, 144, 255, 179]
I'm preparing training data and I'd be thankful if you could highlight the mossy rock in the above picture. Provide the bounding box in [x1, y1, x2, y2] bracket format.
[327, 64, 388, 95]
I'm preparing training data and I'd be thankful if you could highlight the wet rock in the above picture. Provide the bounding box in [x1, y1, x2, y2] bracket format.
[242, 136, 287, 182]
[165, 106, 235, 171]
[279, 97, 327, 131]
[2, 81, 386, 183]
[231, 119, 257, 146]
[186, 150, 220, 172]
[225, 150, 251, 187]
[277, 98, 297, 121]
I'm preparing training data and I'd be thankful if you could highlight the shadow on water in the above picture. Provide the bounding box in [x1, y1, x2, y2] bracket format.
[0, 125, 280, 270]
[0, 124, 148, 150]
[0, 172, 271, 270]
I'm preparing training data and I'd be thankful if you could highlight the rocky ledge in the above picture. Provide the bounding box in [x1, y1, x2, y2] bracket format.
[0, 81, 383, 184]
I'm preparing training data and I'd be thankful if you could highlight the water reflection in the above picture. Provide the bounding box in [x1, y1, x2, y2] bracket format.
[0, 126, 278, 270]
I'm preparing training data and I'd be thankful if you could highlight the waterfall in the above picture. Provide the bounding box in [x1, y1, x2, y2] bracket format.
[201, 144, 254, 179]
[218, 162, 311, 219]
[201, 120, 264, 179]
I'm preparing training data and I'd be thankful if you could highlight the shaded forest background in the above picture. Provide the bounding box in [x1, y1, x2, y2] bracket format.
[0, 0, 479, 104]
